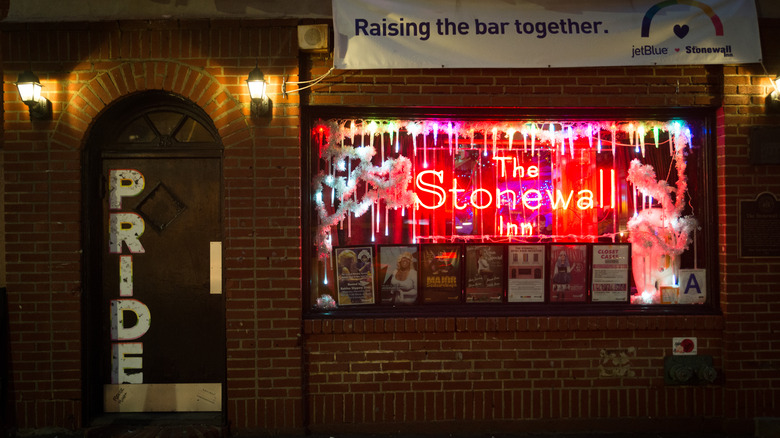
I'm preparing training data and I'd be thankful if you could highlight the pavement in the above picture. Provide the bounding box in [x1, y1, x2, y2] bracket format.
[10, 426, 763, 438]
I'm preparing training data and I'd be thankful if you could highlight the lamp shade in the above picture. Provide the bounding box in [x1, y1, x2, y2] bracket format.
[16, 70, 43, 105]
[771, 76, 780, 103]
[246, 67, 267, 101]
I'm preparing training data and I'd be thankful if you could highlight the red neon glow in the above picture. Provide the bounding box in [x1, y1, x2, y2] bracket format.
[611, 169, 616, 209]
[450, 178, 468, 210]
[499, 216, 534, 236]
[470, 188, 493, 210]
[491, 156, 539, 179]
[414, 169, 613, 212]
[600, 169, 604, 208]
[415, 170, 445, 209]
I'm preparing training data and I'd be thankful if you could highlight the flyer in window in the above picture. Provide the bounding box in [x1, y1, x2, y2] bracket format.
[549, 244, 588, 303]
[420, 244, 462, 303]
[677, 269, 706, 304]
[378, 245, 419, 305]
[334, 246, 375, 305]
[507, 245, 545, 303]
[591, 244, 629, 302]
[465, 245, 504, 303]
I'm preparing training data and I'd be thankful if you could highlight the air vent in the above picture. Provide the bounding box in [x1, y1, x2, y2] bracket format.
[298, 24, 330, 52]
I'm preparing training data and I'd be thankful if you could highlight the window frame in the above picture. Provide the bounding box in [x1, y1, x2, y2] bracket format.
[301, 106, 719, 318]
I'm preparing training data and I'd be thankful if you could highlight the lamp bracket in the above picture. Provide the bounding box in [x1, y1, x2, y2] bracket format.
[251, 98, 271, 118]
[28, 98, 52, 121]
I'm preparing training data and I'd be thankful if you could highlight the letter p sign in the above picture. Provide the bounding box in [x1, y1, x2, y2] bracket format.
[109, 169, 145, 210]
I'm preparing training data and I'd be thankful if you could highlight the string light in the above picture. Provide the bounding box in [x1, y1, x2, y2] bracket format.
[653, 125, 660, 149]
[597, 128, 602, 153]
[492, 127, 498, 156]
[567, 126, 574, 159]
[448, 122, 454, 154]
[483, 128, 488, 156]
[507, 127, 516, 150]
[586, 124, 593, 149]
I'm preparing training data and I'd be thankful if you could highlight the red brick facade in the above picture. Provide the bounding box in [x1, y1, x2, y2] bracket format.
[2, 16, 779, 437]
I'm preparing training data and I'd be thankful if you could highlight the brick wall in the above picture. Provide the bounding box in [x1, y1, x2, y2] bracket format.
[301, 23, 780, 434]
[719, 63, 780, 422]
[1, 20, 304, 434]
[2, 16, 779, 437]
[305, 315, 727, 434]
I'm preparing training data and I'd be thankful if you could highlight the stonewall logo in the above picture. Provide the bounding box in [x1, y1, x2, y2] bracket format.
[640, 0, 724, 38]
[634, 0, 731, 58]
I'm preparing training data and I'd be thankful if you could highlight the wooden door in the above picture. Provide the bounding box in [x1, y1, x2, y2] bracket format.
[84, 92, 225, 415]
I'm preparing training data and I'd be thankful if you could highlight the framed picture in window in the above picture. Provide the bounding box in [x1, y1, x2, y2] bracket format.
[549, 244, 588, 303]
[334, 246, 375, 305]
[591, 244, 630, 302]
[378, 245, 419, 305]
[465, 244, 504, 302]
[507, 244, 546, 303]
[420, 244, 462, 303]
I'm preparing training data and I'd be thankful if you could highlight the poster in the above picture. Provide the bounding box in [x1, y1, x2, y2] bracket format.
[591, 244, 629, 302]
[420, 244, 462, 303]
[378, 245, 419, 305]
[549, 244, 588, 303]
[661, 286, 679, 304]
[465, 245, 504, 303]
[334, 246, 375, 305]
[507, 245, 545, 303]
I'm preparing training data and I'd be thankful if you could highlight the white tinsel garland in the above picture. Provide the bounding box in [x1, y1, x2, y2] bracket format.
[314, 120, 415, 258]
[626, 133, 697, 257]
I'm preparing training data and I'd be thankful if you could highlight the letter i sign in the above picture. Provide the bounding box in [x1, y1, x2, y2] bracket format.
[678, 269, 706, 304]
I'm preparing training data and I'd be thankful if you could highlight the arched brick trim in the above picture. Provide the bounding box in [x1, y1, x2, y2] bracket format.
[52, 60, 249, 150]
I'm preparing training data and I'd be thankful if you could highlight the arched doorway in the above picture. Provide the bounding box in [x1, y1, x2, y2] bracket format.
[82, 91, 225, 422]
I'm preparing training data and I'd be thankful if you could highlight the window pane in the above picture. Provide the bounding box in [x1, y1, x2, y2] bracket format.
[309, 117, 707, 309]
[148, 111, 184, 136]
[117, 117, 156, 143]
[175, 117, 216, 142]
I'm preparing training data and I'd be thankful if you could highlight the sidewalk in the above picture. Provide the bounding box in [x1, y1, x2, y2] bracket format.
[13, 425, 762, 438]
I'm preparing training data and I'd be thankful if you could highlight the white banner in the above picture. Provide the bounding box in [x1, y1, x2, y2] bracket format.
[333, 0, 762, 69]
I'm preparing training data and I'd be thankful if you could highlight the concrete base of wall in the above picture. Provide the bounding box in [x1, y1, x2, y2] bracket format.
[307, 418, 752, 437]
[11, 418, 760, 438]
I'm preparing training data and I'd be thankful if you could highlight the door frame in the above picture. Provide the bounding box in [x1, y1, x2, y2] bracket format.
[81, 91, 225, 425]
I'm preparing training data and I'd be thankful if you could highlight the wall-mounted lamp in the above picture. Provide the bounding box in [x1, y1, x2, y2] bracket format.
[770, 76, 780, 102]
[15, 70, 52, 120]
[246, 64, 270, 117]
[766, 76, 780, 113]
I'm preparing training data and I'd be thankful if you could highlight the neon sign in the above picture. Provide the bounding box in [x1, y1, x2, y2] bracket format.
[414, 168, 615, 212]
[312, 119, 690, 256]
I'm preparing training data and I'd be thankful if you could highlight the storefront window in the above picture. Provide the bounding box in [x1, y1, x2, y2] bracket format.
[304, 110, 713, 315]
